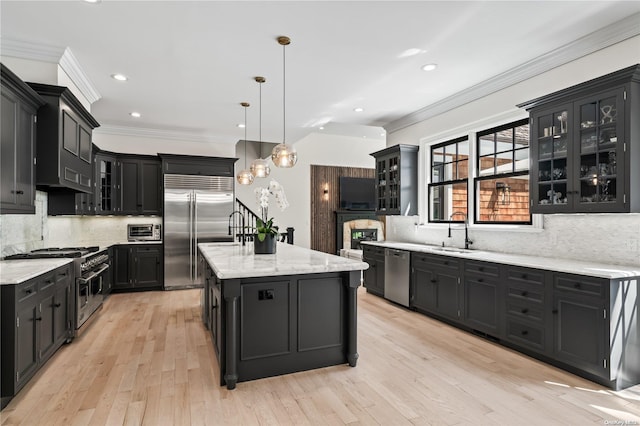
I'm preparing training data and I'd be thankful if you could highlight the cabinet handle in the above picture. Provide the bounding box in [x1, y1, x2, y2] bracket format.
[35, 317, 42, 321]
[552, 309, 558, 314]
[11, 190, 24, 195]
[521, 330, 529, 336]
[25, 289, 32, 294]
[477, 278, 484, 283]
[430, 279, 437, 283]
[521, 308, 529, 314]
[521, 291, 528, 297]
[54, 303, 62, 308]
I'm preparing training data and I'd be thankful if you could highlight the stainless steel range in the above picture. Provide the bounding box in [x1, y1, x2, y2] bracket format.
[5, 246, 110, 334]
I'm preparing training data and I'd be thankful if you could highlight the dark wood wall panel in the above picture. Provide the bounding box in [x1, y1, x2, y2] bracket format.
[310, 165, 375, 254]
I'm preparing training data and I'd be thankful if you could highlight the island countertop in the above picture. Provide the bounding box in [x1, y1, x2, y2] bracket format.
[198, 242, 369, 280]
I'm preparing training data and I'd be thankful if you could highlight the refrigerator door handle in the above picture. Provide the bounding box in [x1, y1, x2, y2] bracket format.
[189, 192, 193, 282]
[194, 192, 198, 283]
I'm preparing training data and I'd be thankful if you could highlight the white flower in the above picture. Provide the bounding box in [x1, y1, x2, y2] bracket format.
[254, 181, 288, 219]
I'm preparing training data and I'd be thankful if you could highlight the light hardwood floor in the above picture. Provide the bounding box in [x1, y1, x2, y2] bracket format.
[2, 287, 639, 425]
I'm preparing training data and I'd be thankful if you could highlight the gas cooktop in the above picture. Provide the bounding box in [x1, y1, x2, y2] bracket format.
[4, 246, 100, 260]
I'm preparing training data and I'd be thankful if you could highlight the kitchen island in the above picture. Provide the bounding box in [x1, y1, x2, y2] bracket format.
[197, 242, 368, 389]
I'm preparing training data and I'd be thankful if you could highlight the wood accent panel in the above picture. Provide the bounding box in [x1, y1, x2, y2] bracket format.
[310, 165, 375, 254]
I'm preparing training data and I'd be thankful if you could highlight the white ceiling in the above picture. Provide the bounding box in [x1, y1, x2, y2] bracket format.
[2, 1, 640, 146]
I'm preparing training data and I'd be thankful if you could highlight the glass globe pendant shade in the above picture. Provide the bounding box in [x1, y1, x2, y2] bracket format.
[250, 157, 270, 178]
[237, 169, 254, 185]
[271, 143, 297, 168]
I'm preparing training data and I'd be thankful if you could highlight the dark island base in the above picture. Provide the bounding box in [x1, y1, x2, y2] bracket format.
[204, 269, 361, 389]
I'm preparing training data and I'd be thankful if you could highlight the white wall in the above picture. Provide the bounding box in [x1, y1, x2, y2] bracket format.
[386, 36, 640, 267]
[235, 132, 385, 249]
[92, 132, 234, 157]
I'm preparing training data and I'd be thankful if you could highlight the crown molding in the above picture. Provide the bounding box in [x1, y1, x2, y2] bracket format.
[0, 37, 64, 63]
[385, 12, 640, 134]
[1, 38, 101, 104]
[94, 124, 229, 144]
[59, 47, 101, 104]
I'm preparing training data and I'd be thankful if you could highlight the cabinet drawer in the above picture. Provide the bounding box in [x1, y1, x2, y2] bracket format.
[17, 281, 38, 304]
[412, 253, 460, 270]
[464, 261, 499, 277]
[554, 274, 607, 298]
[363, 245, 384, 258]
[506, 299, 545, 322]
[506, 284, 544, 304]
[38, 273, 56, 291]
[55, 265, 72, 283]
[505, 265, 545, 287]
[505, 319, 546, 352]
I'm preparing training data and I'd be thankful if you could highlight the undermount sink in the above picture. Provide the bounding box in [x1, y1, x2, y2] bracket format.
[431, 246, 474, 254]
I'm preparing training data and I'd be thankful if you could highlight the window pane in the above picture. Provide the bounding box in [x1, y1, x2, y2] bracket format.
[457, 140, 469, 163]
[496, 129, 513, 152]
[432, 152, 444, 165]
[443, 162, 454, 181]
[515, 125, 529, 147]
[476, 176, 530, 223]
[514, 148, 529, 171]
[479, 136, 495, 156]
[444, 143, 457, 161]
[495, 151, 514, 174]
[432, 164, 443, 183]
[457, 159, 469, 179]
[478, 155, 494, 176]
[429, 182, 468, 221]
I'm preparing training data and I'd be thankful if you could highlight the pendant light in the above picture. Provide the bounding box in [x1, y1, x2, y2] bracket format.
[250, 76, 271, 178]
[237, 102, 254, 185]
[271, 36, 298, 168]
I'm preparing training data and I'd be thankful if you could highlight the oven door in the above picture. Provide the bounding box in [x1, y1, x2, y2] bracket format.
[77, 263, 109, 329]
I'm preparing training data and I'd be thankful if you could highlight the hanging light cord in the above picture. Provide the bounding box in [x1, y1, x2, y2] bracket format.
[244, 105, 248, 168]
[259, 79, 262, 158]
[282, 41, 286, 143]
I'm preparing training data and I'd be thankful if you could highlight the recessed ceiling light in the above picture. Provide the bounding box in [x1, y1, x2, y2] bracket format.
[353, 107, 364, 112]
[83, 0, 101, 3]
[398, 48, 425, 58]
[319, 126, 324, 130]
[237, 123, 245, 128]
[111, 73, 128, 81]
[130, 112, 141, 118]
[421, 63, 438, 72]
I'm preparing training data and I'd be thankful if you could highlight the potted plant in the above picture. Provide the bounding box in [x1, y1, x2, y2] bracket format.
[254, 180, 289, 254]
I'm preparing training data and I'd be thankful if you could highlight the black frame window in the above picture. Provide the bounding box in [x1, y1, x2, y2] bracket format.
[475, 119, 531, 224]
[429, 136, 469, 222]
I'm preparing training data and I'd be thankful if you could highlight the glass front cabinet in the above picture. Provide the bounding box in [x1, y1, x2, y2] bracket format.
[370, 144, 419, 215]
[521, 64, 639, 213]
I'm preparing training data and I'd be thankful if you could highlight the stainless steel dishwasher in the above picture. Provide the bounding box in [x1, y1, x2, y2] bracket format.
[384, 248, 410, 307]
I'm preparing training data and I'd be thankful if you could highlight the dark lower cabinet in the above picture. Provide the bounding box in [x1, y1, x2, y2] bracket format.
[113, 244, 163, 291]
[411, 253, 461, 323]
[1, 263, 73, 409]
[362, 245, 385, 296]
[552, 274, 608, 380]
[365, 242, 640, 390]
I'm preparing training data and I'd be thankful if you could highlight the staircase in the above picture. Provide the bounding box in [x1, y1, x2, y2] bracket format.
[232, 198, 295, 244]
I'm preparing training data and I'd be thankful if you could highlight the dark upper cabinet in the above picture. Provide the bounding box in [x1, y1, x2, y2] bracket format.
[119, 156, 161, 215]
[1, 64, 45, 214]
[519, 64, 640, 213]
[370, 144, 419, 215]
[26, 82, 100, 194]
[95, 151, 119, 215]
[159, 153, 237, 176]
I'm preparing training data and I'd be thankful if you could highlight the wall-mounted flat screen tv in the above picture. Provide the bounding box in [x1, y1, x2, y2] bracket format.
[339, 177, 375, 210]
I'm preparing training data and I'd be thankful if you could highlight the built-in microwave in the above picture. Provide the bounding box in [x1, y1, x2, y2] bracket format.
[128, 224, 161, 241]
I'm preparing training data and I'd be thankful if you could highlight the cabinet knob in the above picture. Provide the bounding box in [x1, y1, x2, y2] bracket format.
[521, 308, 529, 314]
[25, 289, 32, 294]
[478, 278, 484, 283]
[521, 291, 528, 297]
[521, 330, 529, 336]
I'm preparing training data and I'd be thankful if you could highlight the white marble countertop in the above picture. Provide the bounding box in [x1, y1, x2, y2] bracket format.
[361, 241, 640, 279]
[198, 242, 369, 280]
[0, 258, 75, 285]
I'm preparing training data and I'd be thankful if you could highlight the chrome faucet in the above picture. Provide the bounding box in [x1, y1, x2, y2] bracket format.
[228, 211, 246, 246]
[448, 211, 473, 250]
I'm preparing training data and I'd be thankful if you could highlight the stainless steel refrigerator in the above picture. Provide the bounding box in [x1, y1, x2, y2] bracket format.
[163, 174, 234, 289]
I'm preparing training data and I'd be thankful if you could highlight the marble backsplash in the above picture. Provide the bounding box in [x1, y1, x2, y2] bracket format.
[1, 191, 161, 257]
[387, 214, 640, 267]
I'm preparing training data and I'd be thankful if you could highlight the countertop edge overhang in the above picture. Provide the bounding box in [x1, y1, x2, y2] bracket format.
[362, 241, 640, 279]
[0, 258, 75, 285]
[198, 242, 369, 280]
